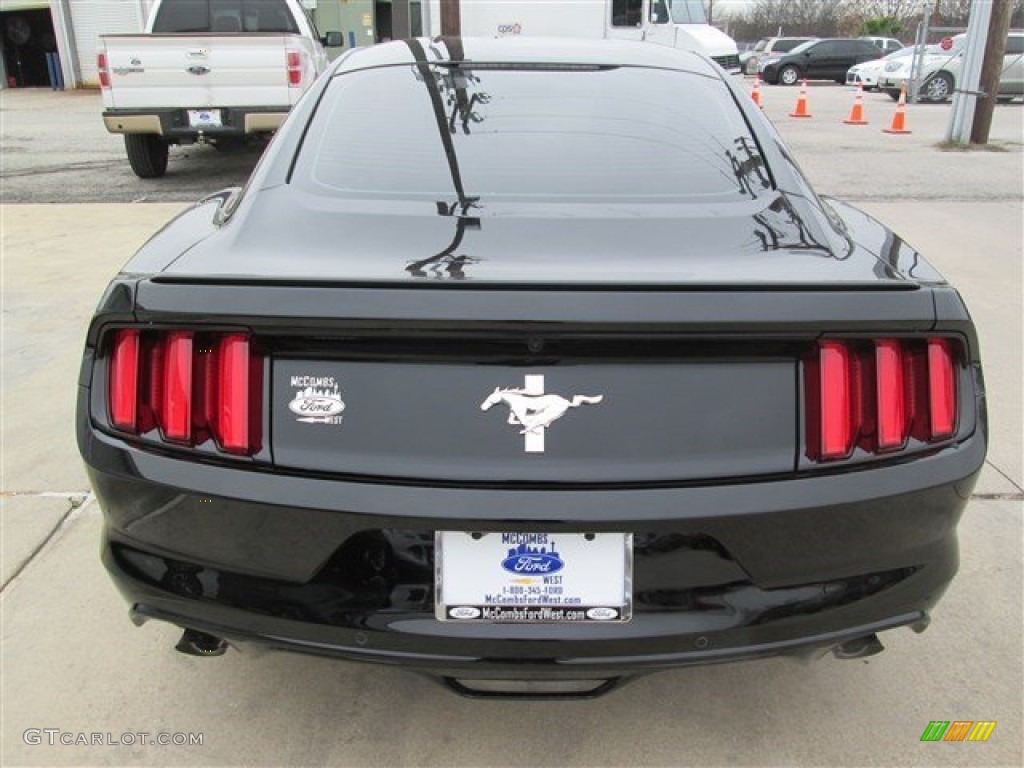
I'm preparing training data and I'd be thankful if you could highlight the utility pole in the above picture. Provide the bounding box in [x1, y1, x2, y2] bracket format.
[707, 0, 714, 25]
[441, 0, 461, 36]
[908, 1, 934, 103]
[945, 0, 991, 144]
[970, 0, 1013, 144]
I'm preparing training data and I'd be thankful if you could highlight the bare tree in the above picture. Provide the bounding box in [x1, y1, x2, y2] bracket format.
[724, 0, 1023, 44]
[843, 0, 919, 21]
[727, 0, 847, 40]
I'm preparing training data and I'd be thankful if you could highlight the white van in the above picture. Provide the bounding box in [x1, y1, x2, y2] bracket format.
[425, 0, 740, 72]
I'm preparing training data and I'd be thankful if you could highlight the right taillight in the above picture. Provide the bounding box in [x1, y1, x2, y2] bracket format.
[927, 338, 958, 439]
[105, 328, 262, 456]
[806, 337, 961, 462]
[97, 52, 110, 89]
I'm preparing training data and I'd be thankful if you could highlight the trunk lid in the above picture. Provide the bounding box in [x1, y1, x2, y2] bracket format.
[271, 350, 796, 484]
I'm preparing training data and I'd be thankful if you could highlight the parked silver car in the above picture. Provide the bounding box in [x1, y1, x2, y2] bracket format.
[878, 32, 1024, 102]
[740, 36, 816, 75]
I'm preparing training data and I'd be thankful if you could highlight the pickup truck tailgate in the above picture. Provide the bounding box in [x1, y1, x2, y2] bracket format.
[101, 33, 300, 109]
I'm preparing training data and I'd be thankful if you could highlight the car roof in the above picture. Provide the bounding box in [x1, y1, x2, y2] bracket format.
[332, 36, 721, 78]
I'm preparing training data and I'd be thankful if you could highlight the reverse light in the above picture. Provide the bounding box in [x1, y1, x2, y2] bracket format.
[106, 329, 262, 456]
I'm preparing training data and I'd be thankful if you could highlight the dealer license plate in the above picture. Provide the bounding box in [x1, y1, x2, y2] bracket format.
[187, 109, 222, 129]
[435, 532, 632, 623]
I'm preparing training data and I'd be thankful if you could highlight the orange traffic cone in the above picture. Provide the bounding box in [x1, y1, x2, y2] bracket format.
[750, 75, 763, 109]
[843, 83, 869, 125]
[789, 79, 812, 118]
[883, 85, 912, 134]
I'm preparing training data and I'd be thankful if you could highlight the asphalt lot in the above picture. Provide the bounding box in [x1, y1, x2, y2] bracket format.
[1, 82, 1022, 766]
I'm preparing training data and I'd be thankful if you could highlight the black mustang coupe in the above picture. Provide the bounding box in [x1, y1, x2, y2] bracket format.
[78, 38, 986, 698]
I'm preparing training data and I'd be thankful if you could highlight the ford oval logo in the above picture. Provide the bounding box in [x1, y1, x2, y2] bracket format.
[289, 394, 345, 417]
[448, 606, 481, 620]
[586, 607, 619, 621]
[501, 541, 564, 575]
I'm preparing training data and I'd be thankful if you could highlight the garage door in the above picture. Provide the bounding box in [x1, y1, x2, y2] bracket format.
[69, 0, 145, 86]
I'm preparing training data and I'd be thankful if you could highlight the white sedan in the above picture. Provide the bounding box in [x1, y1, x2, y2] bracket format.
[877, 32, 1024, 103]
[846, 46, 915, 90]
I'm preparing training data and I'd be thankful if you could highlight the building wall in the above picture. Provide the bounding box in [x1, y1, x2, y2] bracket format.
[311, 0, 375, 52]
[69, 0, 146, 86]
[21, 0, 420, 89]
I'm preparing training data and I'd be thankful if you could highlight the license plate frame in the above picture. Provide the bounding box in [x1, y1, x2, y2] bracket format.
[187, 108, 223, 129]
[435, 531, 633, 623]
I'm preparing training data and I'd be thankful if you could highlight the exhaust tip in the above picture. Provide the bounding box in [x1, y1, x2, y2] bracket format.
[175, 628, 228, 657]
[833, 633, 884, 660]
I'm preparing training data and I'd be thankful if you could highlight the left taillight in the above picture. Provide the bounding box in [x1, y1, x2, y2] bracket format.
[286, 50, 303, 87]
[108, 329, 140, 431]
[105, 328, 262, 456]
[97, 52, 110, 89]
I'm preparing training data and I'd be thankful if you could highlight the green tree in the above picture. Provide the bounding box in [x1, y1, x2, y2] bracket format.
[860, 16, 903, 37]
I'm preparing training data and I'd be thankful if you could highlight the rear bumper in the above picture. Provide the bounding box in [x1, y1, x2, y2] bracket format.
[759, 64, 782, 83]
[102, 107, 288, 139]
[83, 413, 984, 679]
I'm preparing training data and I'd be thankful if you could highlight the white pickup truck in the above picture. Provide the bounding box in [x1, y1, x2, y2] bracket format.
[425, 0, 740, 73]
[99, 0, 341, 178]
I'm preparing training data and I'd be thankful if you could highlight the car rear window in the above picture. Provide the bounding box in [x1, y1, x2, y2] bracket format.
[773, 39, 805, 53]
[293, 61, 771, 204]
[152, 0, 299, 34]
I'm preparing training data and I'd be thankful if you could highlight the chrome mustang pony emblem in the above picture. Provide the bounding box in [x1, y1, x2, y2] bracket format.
[480, 375, 603, 453]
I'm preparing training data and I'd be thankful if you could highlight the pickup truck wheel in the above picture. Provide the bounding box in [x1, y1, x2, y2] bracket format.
[124, 134, 169, 178]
